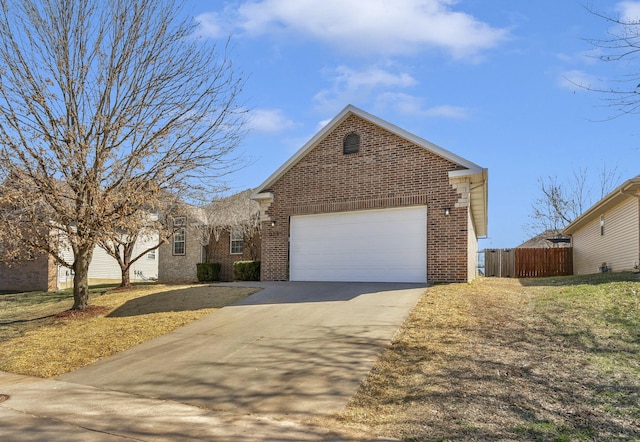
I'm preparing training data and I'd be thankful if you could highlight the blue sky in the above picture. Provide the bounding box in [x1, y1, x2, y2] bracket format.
[188, 1, 640, 249]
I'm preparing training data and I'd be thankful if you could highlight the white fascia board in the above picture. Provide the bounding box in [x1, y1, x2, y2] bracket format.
[253, 104, 485, 193]
[250, 191, 274, 202]
[458, 168, 488, 237]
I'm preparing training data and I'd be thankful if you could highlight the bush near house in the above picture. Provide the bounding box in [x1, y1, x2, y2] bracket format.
[196, 262, 221, 282]
[233, 261, 260, 281]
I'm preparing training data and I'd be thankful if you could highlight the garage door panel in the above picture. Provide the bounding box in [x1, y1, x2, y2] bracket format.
[290, 207, 427, 283]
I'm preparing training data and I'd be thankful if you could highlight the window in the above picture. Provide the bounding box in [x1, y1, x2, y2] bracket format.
[600, 214, 605, 236]
[230, 228, 243, 254]
[147, 249, 156, 260]
[173, 228, 186, 255]
[343, 132, 360, 154]
[173, 216, 186, 226]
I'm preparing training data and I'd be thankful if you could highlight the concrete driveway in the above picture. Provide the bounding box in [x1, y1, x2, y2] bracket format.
[58, 282, 425, 419]
[1, 281, 425, 440]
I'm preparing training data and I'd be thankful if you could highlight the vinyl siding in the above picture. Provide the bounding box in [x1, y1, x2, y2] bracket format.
[572, 196, 639, 274]
[57, 233, 159, 284]
[87, 233, 159, 281]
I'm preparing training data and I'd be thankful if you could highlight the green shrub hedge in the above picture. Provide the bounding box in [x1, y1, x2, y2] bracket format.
[196, 262, 221, 282]
[233, 261, 260, 281]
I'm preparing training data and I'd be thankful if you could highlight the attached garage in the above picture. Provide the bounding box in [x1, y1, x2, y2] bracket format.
[251, 104, 488, 283]
[290, 207, 427, 283]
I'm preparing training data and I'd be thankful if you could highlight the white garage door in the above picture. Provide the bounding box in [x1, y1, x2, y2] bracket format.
[290, 206, 427, 283]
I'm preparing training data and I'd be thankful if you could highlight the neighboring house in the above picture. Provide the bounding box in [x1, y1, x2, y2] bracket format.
[251, 104, 488, 283]
[0, 252, 57, 292]
[0, 234, 160, 292]
[563, 175, 640, 275]
[518, 229, 571, 248]
[57, 233, 160, 289]
[157, 210, 203, 283]
[158, 190, 260, 283]
[0, 172, 161, 292]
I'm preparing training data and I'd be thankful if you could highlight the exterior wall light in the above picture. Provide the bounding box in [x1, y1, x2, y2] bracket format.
[271, 220, 276, 227]
[444, 208, 451, 216]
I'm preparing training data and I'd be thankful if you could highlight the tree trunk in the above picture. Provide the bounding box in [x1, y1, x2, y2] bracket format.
[72, 245, 93, 310]
[118, 242, 135, 288]
[120, 266, 132, 288]
[204, 243, 211, 263]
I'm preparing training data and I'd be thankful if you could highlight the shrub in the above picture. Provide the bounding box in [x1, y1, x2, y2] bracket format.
[196, 262, 221, 282]
[233, 261, 260, 281]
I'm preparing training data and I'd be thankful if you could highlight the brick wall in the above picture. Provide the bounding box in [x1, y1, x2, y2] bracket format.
[208, 229, 261, 281]
[157, 226, 202, 283]
[0, 252, 57, 292]
[159, 227, 261, 283]
[259, 114, 471, 283]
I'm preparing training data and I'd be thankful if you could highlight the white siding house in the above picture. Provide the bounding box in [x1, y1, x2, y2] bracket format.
[564, 175, 640, 275]
[57, 232, 160, 288]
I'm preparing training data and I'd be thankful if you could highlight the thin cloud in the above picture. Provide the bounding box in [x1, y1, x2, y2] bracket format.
[556, 49, 601, 66]
[195, 12, 227, 38]
[559, 70, 601, 91]
[198, 0, 508, 59]
[247, 108, 296, 133]
[314, 65, 418, 113]
[616, 1, 640, 22]
[376, 92, 470, 119]
[332, 66, 417, 89]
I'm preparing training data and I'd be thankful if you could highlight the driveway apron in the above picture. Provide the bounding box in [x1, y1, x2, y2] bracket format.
[58, 282, 425, 419]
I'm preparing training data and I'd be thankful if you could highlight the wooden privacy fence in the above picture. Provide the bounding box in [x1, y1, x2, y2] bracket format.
[485, 247, 573, 278]
[515, 247, 573, 277]
[484, 249, 515, 277]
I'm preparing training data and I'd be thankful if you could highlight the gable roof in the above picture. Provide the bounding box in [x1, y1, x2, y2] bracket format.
[518, 230, 571, 248]
[253, 104, 484, 192]
[563, 175, 640, 234]
[252, 104, 488, 236]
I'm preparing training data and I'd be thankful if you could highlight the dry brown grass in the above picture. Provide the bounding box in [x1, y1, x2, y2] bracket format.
[2, 275, 638, 441]
[337, 275, 640, 441]
[0, 284, 258, 378]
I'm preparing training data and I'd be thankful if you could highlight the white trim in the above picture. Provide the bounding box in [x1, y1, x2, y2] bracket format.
[173, 227, 186, 255]
[251, 191, 274, 202]
[230, 228, 243, 255]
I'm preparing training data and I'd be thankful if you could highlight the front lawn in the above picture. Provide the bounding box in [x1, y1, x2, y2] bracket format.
[337, 273, 640, 441]
[0, 284, 258, 377]
[2, 273, 638, 440]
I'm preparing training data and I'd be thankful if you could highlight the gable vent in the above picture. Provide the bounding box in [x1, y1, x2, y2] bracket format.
[343, 132, 360, 154]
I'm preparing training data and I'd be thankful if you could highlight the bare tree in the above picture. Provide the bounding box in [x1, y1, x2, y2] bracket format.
[583, 5, 640, 117]
[0, 0, 245, 309]
[98, 227, 157, 288]
[528, 165, 622, 234]
[97, 194, 183, 288]
[191, 189, 261, 262]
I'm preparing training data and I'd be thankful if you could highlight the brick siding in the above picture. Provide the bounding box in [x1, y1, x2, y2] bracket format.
[208, 229, 261, 281]
[157, 227, 202, 283]
[158, 227, 261, 283]
[0, 252, 57, 292]
[259, 114, 471, 283]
